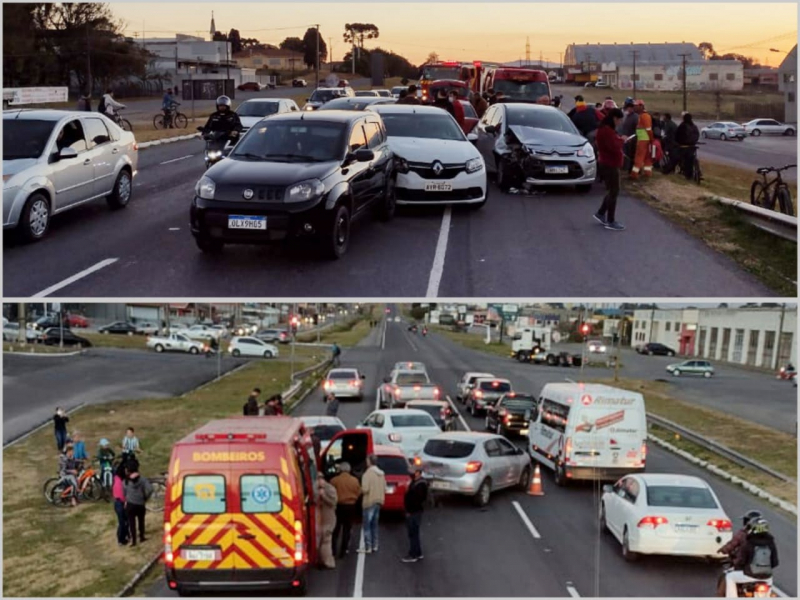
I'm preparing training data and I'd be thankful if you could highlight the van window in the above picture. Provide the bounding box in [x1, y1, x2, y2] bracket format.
[241, 475, 283, 513]
[541, 399, 569, 433]
[183, 474, 226, 514]
[479, 380, 511, 392]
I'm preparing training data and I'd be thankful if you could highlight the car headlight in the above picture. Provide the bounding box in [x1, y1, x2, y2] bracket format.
[195, 176, 216, 200]
[285, 179, 325, 203]
[304, 105, 315, 111]
[577, 142, 595, 159]
[466, 157, 484, 174]
[207, 150, 222, 159]
[395, 157, 410, 174]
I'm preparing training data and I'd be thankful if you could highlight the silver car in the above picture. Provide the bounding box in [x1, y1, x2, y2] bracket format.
[4, 110, 138, 241]
[419, 431, 532, 506]
[323, 367, 366, 400]
[700, 122, 746, 141]
[474, 103, 596, 192]
[743, 118, 796, 137]
[235, 99, 299, 135]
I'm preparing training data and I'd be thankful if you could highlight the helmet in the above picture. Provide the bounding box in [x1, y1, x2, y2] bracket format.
[602, 99, 618, 110]
[747, 518, 770, 535]
[216, 95, 232, 109]
[99, 438, 110, 447]
[742, 509, 762, 527]
[623, 96, 634, 106]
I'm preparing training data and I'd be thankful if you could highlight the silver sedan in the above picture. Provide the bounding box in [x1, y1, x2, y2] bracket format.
[700, 122, 746, 141]
[743, 118, 796, 137]
[3, 109, 138, 241]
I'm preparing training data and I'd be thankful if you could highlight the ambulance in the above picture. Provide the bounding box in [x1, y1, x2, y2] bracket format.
[163, 417, 321, 595]
[527, 383, 647, 486]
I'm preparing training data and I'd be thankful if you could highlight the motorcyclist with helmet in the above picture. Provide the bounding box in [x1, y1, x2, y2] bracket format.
[719, 510, 762, 569]
[717, 513, 779, 596]
[200, 95, 243, 146]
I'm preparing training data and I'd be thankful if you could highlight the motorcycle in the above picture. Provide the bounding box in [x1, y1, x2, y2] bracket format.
[777, 364, 796, 381]
[198, 127, 235, 170]
[422, 328, 428, 337]
[719, 561, 776, 597]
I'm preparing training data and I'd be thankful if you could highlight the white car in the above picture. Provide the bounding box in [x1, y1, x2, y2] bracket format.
[392, 361, 428, 374]
[299, 416, 346, 449]
[743, 118, 796, 137]
[587, 339, 607, 353]
[323, 368, 366, 400]
[181, 324, 222, 341]
[146, 333, 206, 354]
[600, 473, 733, 561]
[228, 336, 279, 358]
[134, 322, 159, 335]
[3, 322, 37, 342]
[368, 104, 488, 208]
[357, 408, 442, 460]
[235, 98, 299, 134]
[456, 371, 496, 402]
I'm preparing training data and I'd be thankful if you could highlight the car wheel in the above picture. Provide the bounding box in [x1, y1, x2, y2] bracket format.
[546, 354, 557, 366]
[648, 350, 654, 356]
[785, 129, 795, 137]
[576, 184, 592, 193]
[668, 351, 675, 357]
[720, 133, 727, 141]
[263, 350, 273, 358]
[622, 528, 638, 562]
[322, 204, 351, 259]
[701, 131, 708, 139]
[673, 369, 681, 377]
[195, 234, 224, 254]
[600, 502, 610, 533]
[518, 466, 532, 491]
[738, 136, 745, 141]
[232, 349, 241, 357]
[474, 478, 491, 507]
[19, 192, 51, 242]
[189, 346, 199, 355]
[102, 330, 109, 335]
[155, 344, 165, 353]
[554, 463, 567, 487]
[106, 169, 133, 209]
[704, 371, 712, 378]
[752, 129, 761, 136]
[378, 177, 396, 222]
[495, 156, 511, 193]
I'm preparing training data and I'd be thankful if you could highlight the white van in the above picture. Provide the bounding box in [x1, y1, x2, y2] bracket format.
[527, 383, 647, 486]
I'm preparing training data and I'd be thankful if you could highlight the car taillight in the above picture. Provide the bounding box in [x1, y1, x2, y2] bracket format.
[504, 415, 511, 424]
[465, 461, 482, 473]
[164, 523, 174, 566]
[388, 433, 403, 442]
[641, 442, 647, 462]
[499, 409, 508, 416]
[433, 387, 440, 397]
[412, 456, 422, 466]
[475, 390, 484, 398]
[565, 437, 572, 458]
[708, 518, 732, 532]
[294, 520, 304, 563]
[637, 516, 669, 528]
[350, 380, 357, 386]
[324, 380, 332, 389]
[754, 583, 771, 598]
[394, 386, 401, 397]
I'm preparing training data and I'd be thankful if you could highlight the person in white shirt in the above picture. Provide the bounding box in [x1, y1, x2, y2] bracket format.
[101, 89, 126, 118]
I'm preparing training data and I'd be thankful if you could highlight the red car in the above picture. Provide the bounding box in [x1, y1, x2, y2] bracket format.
[373, 444, 412, 511]
[237, 81, 262, 91]
[65, 314, 89, 328]
[459, 100, 479, 134]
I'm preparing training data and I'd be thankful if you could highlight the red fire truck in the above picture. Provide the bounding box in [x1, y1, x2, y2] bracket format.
[418, 61, 468, 103]
[479, 67, 551, 102]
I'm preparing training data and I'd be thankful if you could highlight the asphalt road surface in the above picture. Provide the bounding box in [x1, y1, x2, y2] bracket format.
[2, 347, 245, 444]
[3, 137, 772, 297]
[147, 311, 797, 597]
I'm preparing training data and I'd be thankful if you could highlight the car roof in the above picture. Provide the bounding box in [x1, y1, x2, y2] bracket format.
[633, 473, 710, 488]
[269, 111, 369, 123]
[299, 416, 344, 427]
[3, 109, 89, 122]
[406, 399, 448, 406]
[239, 98, 283, 104]
[429, 431, 499, 442]
[374, 408, 432, 416]
[475, 377, 511, 383]
[177, 416, 301, 445]
[369, 105, 448, 115]
[329, 367, 358, 374]
[542, 382, 642, 397]
[373, 443, 406, 457]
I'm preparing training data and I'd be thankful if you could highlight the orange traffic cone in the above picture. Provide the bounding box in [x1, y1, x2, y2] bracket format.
[528, 464, 544, 496]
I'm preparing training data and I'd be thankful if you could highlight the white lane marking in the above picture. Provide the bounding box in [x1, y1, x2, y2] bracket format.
[159, 154, 194, 165]
[405, 332, 419, 352]
[773, 586, 788, 597]
[446, 395, 470, 432]
[424, 206, 452, 298]
[32, 258, 118, 297]
[512, 500, 541, 539]
[381, 318, 387, 350]
[353, 528, 366, 598]
[566, 584, 580, 597]
[169, 227, 181, 231]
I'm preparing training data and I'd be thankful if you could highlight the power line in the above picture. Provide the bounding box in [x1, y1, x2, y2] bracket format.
[717, 31, 796, 53]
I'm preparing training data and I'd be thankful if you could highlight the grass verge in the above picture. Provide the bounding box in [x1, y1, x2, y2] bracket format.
[625, 166, 797, 295]
[3, 342, 78, 354]
[430, 326, 511, 358]
[297, 306, 381, 347]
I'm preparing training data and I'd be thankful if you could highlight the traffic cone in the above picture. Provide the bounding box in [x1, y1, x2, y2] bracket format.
[528, 464, 544, 496]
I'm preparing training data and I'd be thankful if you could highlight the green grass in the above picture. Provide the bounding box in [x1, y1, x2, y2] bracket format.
[296, 306, 381, 347]
[431, 326, 512, 358]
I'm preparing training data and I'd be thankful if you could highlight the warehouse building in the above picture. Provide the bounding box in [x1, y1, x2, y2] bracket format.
[563, 42, 744, 91]
[779, 45, 797, 123]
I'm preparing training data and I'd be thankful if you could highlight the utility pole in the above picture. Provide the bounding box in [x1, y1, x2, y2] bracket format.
[226, 40, 230, 93]
[678, 53, 690, 112]
[525, 37, 530, 66]
[648, 305, 656, 344]
[86, 24, 92, 96]
[614, 320, 626, 382]
[585, 52, 592, 83]
[17, 302, 26, 345]
[630, 50, 639, 97]
[315, 24, 320, 90]
[316, 302, 321, 344]
[329, 37, 333, 65]
[291, 302, 297, 380]
[774, 303, 787, 370]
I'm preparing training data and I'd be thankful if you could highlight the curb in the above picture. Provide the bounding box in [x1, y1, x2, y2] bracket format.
[117, 550, 163, 597]
[648, 433, 797, 515]
[139, 133, 200, 149]
[3, 348, 85, 357]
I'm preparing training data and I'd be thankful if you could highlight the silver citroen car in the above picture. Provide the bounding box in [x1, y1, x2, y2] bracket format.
[3, 109, 138, 241]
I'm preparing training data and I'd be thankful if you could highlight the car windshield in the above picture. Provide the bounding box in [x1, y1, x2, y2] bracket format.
[409, 405, 443, 420]
[355, 91, 377, 97]
[232, 120, 346, 162]
[330, 371, 358, 380]
[421, 66, 462, 81]
[479, 381, 512, 392]
[395, 373, 429, 385]
[646, 485, 719, 509]
[237, 102, 280, 117]
[390, 414, 437, 428]
[310, 89, 341, 103]
[461, 102, 477, 118]
[380, 113, 465, 141]
[507, 107, 577, 134]
[391, 87, 406, 94]
[3, 119, 56, 160]
[320, 98, 372, 111]
[377, 455, 411, 475]
[430, 84, 470, 99]
[503, 398, 536, 409]
[424, 439, 475, 458]
[309, 424, 344, 440]
[493, 79, 549, 101]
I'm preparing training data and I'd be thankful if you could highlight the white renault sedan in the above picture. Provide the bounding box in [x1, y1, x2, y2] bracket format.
[228, 336, 279, 358]
[368, 104, 487, 208]
[600, 473, 732, 561]
[357, 408, 442, 460]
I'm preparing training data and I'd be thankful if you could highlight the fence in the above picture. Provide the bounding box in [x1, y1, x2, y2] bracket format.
[734, 101, 785, 121]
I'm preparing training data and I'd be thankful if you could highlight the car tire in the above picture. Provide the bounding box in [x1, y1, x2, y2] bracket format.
[195, 234, 224, 254]
[648, 350, 654, 356]
[322, 204, 351, 259]
[19, 192, 51, 242]
[102, 330, 109, 335]
[785, 129, 795, 137]
[673, 369, 681, 377]
[576, 184, 592, 193]
[495, 156, 511, 193]
[554, 463, 567, 487]
[232, 349, 241, 357]
[738, 136, 745, 141]
[667, 351, 675, 357]
[704, 371, 712, 378]
[264, 350, 273, 358]
[189, 347, 199, 355]
[377, 177, 396, 222]
[720, 133, 727, 141]
[518, 466, 532, 491]
[600, 502, 610, 533]
[701, 131, 708, 139]
[474, 478, 491, 507]
[546, 354, 557, 366]
[155, 344, 165, 353]
[106, 168, 133, 209]
[622, 528, 638, 562]
[752, 129, 761, 136]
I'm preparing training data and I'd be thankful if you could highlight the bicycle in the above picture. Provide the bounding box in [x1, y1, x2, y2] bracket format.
[44, 464, 104, 507]
[675, 143, 703, 184]
[108, 109, 132, 132]
[154, 103, 188, 130]
[750, 164, 796, 216]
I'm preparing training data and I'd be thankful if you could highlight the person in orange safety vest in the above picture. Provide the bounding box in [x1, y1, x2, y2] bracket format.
[630, 99, 653, 179]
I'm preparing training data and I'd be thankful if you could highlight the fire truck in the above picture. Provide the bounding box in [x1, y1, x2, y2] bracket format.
[418, 61, 469, 103]
[479, 67, 551, 103]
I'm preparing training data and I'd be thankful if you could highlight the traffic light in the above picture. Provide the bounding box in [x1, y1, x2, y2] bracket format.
[580, 323, 591, 336]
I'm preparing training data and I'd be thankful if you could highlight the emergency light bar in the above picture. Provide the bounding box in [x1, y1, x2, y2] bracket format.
[195, 433, 267, 442]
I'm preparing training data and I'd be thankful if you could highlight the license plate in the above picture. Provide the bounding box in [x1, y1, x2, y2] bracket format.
[386, 485, 396, 493]
[674, 524, 698, 532]
[182, 549, 218, 561]
[424, 182, 453, 192]
[431, 481, 454, 490]
[228, 215, 266, 230]
[545, 165, 569, 174]
[520, 429, 529, 435]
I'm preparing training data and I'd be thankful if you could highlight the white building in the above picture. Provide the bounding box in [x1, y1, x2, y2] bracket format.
[631, 307, 796, 369]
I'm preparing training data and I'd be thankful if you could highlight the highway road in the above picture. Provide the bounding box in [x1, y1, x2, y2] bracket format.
[147, 311, 796, 597]
[3, 136, 772, 297]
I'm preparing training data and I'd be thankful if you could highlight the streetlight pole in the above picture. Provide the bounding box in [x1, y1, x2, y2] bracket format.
[630, 50, 639, 97]
[679, 53, 690, 112]
[315, 24, 320, 90]
[291, 302, 297, 380]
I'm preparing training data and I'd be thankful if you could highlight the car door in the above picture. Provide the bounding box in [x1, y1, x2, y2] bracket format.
[48, 118, 94, 210]
[476, 106, 499, 169]
[496, 437, 522, 487]
[344, 122, 372, 213]
[81, 117, 117, 195]
[605, 477, 630, 538]
[363, 120, 388, 205]
[482, 439, 507, 489]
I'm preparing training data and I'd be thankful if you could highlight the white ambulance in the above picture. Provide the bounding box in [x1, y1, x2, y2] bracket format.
[527, 383, 647, 486]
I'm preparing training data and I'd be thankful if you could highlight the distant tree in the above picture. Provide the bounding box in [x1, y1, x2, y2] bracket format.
[343, 23, 379, 50]
[280, 37, 305, 53]
[712, 52, 757, 68]
[718, 303, 729, 308]
[698, 42, 716, 60]
[227, 28, 242, 54]
[426, 51, 440, 64]
[302, 27, 327, 69]
[213, 31, 227, 42]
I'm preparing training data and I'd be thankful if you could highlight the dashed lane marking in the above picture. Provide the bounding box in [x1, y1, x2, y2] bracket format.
[512, 500, 541, 539]
[32, 258, 118, 297]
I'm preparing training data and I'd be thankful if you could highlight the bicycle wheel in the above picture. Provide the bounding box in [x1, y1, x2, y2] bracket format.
[146, 478, 167, 513]
[119, 119, 133, 132]
[49, 482, 73, 508]
[82, 476, 105, 502]
[153, 114, 166, 130]
[174, 113, 188, 129]
[750, 180, 776, 210]
[777, 186, 794, 216]
[43, 477, 61, 503]
[692, 160, 702, 184]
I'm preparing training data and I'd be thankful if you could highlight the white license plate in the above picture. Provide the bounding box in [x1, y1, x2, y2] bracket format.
[424, 182, 453, 192]
[674, 524, 698, 532]
[386, 485, 396, 493]
[431, 481, 454, 490]
[545, 166, 569, 174]
[520, 429, 529, 435]
[182, 549, 218, 561]
[228, 215, 266, 230]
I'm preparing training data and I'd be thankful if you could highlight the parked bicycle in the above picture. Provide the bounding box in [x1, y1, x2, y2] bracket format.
[676, 143, 704, 184]
[43, 463, 104, 507]
[750, 164, 796, 216]
[109, 108, 133, 132]
[154, 102, 188, 130]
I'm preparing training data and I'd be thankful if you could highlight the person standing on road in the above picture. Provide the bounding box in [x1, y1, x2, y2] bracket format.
[433, 89, 455, 118]
[593, 108, 626, 231]
[569, 95, 603, 146]
[330, 462, 361, 559]
[402, 468, 428, 563]
[360, 454, 386, 554]
[317, 473, 338, 569]
[243, 388, 260, 416]
[262, 397, 278, 416]
[397, 85, 421, 105]
[674, 112, 700, 180]
[113, 463, 130, 546]
[324, 392, 340, 417]
[124, 464, 153, 547]
[471, 92, 489, 119]
[331, 342, 341, 367]
[398, 89, 408, 101]
[618, 99, 639, 171]
[661, 113, 678, 171]
[54, 407, 69, 452]
[448, 90, 466, 130]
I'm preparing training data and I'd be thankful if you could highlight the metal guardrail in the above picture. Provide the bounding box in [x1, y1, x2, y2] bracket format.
[647, 412, 794, 483]
[711, 195, 797, 243]
[292, 357, 333, 382]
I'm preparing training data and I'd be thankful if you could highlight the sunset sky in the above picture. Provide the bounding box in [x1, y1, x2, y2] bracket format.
[110, 2, 798, 66]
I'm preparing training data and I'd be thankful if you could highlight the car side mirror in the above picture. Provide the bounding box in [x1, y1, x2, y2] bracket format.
[484, 125, 496, 135]
[56, 147, 79, 161]
[468, 383, 476, 389]
[603, 484, 613, 494]
[467, 133, 478, 143]
[355, 148, 374, 162]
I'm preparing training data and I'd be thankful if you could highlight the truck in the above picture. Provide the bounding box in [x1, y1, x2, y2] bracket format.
[146, 333, 207, 354]
[378, 369, 441, 408]
[511, 327, 583, 367]
[479, 67, 551, 103]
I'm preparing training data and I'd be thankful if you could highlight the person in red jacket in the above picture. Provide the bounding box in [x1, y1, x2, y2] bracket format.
[593, 108, 626, 231]
[448, 90, 466, 131]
